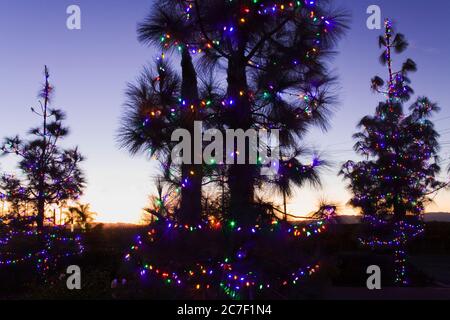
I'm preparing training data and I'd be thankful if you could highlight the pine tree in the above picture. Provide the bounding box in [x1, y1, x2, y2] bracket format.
[119, 57, 220, 223]
[180, 0, 347, 223]
[0, 66, 85, 228]
[119, 1, 347, 224]
[341, 20, 443, 285]
[119, 2, 348, 297]
[136, 2, 205, 223]
[65, 203, 95, 231]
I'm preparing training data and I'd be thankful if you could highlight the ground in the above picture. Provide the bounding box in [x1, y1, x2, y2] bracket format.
[1, 222, 449, 300]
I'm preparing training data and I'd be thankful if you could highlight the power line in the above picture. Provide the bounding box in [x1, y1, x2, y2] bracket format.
[435, 116, 450, 123]
[324, 140, 354, 148]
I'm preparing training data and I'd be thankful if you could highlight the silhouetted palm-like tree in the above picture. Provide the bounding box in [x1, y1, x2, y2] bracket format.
[66, 203, 95, 231]
[266, 148, 325, 220]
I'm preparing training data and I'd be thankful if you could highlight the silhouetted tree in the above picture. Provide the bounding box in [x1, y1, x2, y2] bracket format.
[341, 20, 444, 285]
[341, 20, 442, 220]
[0, 174, 29, 218]
[0, 66, 85, 228]
[262, 148, 323, 220]
[65, 203, 95, 231]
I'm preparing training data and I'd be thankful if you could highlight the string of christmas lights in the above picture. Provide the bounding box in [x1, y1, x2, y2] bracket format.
[124, 232, 321, 297]
[162, 0, 333, 62]
[0, 227, 84, 273]
[122, 213, 331, 297]
[219, 259, 320, 299]
[139, 214, 332, 239]
[358, 219, 424, 249]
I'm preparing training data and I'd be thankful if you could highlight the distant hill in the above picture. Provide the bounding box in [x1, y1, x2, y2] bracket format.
[335, 215, 360, 224]
[92, 213, 450, 227]
[91, 222, 141, 229]
[335, 212, 450, 224]
[424, 212, 450, 222]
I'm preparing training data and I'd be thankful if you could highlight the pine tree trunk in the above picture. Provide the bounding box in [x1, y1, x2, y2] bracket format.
[226, 54, 256, 223]
[36, 197, 45, 228]
[394, 199, 407, 221]
[36, 66, 49, 229]
[178, 47, 203, 223]
[180, 164, 203, 223]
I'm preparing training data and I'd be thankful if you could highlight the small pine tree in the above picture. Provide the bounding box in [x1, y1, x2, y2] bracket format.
[0, 66, 85, 228]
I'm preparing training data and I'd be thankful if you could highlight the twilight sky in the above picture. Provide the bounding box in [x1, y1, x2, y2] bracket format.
[0, 0, 449, 223]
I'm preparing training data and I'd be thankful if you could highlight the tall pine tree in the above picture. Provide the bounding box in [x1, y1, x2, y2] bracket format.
[180, 0, 347, 223]
[120, 1, 347, 224]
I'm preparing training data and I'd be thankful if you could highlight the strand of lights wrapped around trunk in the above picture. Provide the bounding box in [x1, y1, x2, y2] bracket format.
[358, 219, 424, 248]
[358, 216, 424, 286]
[393, 249, 408, 285]
[160, 217, 329, 238]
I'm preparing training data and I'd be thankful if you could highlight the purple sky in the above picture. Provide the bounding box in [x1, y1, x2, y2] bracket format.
[0, 0, 449, 223]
